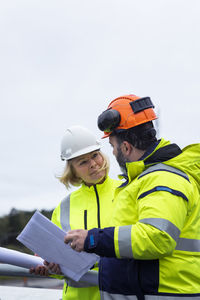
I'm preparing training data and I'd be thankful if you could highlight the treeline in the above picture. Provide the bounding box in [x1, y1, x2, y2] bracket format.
[0, 208, 53, 254]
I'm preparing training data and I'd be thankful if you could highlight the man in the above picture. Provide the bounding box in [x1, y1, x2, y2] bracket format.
[65, 94, 200, 299]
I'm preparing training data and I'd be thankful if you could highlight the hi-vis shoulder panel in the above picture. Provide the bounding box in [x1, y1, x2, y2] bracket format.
[138, 163, 189, 181]
[137, 163, 190, 202]
[60, 193, 71, 232]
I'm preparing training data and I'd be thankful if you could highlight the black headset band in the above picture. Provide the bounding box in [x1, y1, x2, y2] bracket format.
[130, 97, 154, 113]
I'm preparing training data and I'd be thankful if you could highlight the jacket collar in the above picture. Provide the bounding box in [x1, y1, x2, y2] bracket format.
[124, 138, 182, 182]
[81, 175, 111, 192]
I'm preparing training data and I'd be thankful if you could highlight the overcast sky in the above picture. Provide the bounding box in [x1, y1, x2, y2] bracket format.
[0, 0, 199, 216]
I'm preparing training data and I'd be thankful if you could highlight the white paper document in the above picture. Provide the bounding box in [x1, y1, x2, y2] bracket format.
[0, 247, 44, 269]
[17, 211, 99, 281]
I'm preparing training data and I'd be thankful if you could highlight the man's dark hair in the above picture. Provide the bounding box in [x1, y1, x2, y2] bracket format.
[111, 121, 157, 150]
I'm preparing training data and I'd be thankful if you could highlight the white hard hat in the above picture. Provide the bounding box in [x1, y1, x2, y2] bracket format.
[60, 126, 101, 161]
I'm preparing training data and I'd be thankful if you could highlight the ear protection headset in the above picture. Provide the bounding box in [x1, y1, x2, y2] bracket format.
[97, 95, 157, 138]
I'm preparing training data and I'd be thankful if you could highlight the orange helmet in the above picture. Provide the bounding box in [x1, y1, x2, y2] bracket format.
[98, 94, 157, 138]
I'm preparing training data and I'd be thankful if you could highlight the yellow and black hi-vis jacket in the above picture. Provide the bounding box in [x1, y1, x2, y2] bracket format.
[51, 176, 120, 300]
[84, 139, 200, 300]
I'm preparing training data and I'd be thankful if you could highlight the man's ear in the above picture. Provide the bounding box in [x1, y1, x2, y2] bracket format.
[121, 141, 132, 155]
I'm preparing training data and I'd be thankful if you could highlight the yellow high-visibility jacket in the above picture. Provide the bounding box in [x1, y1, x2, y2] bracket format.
[84, 139, 200, 299]
[51, 176, 120, 300]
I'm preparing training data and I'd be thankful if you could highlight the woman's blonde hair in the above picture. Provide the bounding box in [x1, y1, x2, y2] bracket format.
[58, 151, 110, 189]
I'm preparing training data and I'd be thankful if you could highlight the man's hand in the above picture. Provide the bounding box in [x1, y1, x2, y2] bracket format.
[64, 229, 88, 252]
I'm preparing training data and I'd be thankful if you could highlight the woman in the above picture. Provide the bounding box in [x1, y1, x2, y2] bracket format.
[31, 125, 120, 300]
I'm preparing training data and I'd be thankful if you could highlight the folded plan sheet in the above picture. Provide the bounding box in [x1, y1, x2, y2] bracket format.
[17, 211, 99, 281]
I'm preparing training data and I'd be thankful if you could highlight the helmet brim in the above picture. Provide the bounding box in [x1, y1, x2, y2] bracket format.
[61, 144, 101, 161]
[101, 131, 112, 139]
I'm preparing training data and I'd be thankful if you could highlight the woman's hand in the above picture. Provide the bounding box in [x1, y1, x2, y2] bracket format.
[44, 260, 61, 274]
[64, 229, 88, 252]
[29, 260, 61, 276]
[29, 264, 49, 276]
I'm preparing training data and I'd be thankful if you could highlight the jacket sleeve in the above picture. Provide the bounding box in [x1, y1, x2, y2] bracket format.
[120, 196, 187, 259]
[51, 204, 62, 228]
[84, 172, 190, 259]
[84, 227, 116, 257]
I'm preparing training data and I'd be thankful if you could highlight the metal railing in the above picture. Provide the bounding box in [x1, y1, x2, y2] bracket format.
[0, 264, 98, 300]
[0, 263, 98, 285]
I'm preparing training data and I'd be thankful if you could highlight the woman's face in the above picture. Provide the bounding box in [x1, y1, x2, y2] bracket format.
[72, 151, 106, 186]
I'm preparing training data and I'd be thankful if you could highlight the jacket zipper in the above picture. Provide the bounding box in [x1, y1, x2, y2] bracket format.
[94, 185, 101, 228]
[84, 210, 87, 230]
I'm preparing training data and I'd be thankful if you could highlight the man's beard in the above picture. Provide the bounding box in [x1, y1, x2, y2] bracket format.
[116, 146, 129, 174]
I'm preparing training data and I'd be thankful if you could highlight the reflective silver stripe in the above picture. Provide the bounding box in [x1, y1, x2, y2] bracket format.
[139, 221, 200, 252]
[118, 220, 200, 254]
[66, 264, 98, 287]
[118, 225, 133, 258]
[176, 237, 200, 252]
[79, 269, 99, 286]
[67, 278, 97, 288]
[145, 296, 200, 299]
[61, 194, 99, 288]
[139, 163, 189, 181]
[60, 194, 71, 232]
[67, 279, 91, 287]
[139, 218, 180, 242]
[101, 293, 200, 300]
[101, 291, 137, 300]
[66, 267, 98, 288]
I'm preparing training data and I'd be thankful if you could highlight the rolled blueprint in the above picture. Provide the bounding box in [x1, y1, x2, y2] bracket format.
[0, 247, 44, 269]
